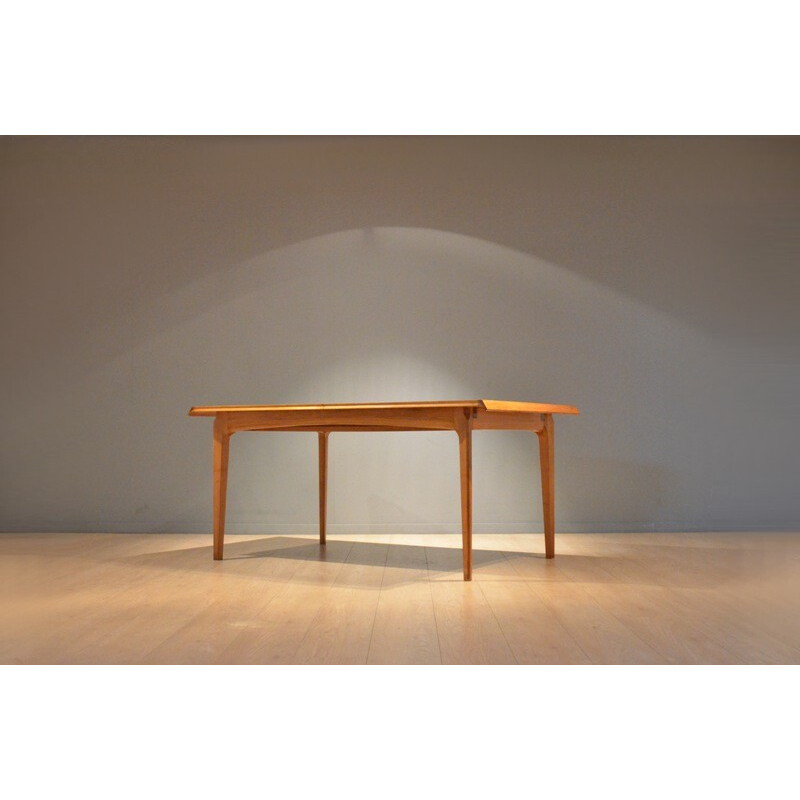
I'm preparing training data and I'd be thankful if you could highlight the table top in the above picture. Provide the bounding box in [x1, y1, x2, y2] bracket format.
[189, 399, 579, 416]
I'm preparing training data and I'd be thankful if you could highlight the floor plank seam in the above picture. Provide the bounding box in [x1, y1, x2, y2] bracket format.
[363, 539, 392, 665]
[423, 545, 444, 665]
[566, 579, 667, 665]
[519, 580, 595, 665]
[360, 542, 391, 665]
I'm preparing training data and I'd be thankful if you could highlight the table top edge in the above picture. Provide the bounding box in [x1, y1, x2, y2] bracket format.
[188, 400, 579, 416]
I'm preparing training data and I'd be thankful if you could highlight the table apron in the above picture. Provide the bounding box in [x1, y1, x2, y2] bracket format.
[218, 408, 544, 434]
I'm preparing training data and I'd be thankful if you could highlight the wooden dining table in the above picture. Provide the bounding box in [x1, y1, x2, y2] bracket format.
[189, 399, 579, 580]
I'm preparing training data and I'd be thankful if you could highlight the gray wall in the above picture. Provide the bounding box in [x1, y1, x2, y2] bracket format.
[1, 136, 798, 534]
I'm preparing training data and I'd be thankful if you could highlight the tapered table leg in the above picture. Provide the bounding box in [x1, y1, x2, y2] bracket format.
[457, 411, 473, 580]
[318, 431, 329, 545]
[213, 415, 230, 560]
[537, 413, 555, 558]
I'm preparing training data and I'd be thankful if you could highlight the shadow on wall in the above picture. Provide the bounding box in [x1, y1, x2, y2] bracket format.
[3, 220, 795, 534]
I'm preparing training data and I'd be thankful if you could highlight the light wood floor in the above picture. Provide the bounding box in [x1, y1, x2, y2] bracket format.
[1, 532, 798, 664]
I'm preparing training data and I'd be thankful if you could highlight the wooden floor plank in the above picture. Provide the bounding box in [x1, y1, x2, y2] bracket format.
[429, 581, 516, 664]
[478, 580, 591, 664]
[580, 582, 742, 664]
[366, 536, 441, 664]
[293, 540, 389, 664]
[524, 581, 664, 664]
[662, 586, 800, 665]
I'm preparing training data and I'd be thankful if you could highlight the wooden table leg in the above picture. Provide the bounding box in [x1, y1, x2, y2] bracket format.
[457, 411, 473, 580]
[213, 415, 230, 560]
[537, 413, 555, 558]
[318, 431, 329, 545]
